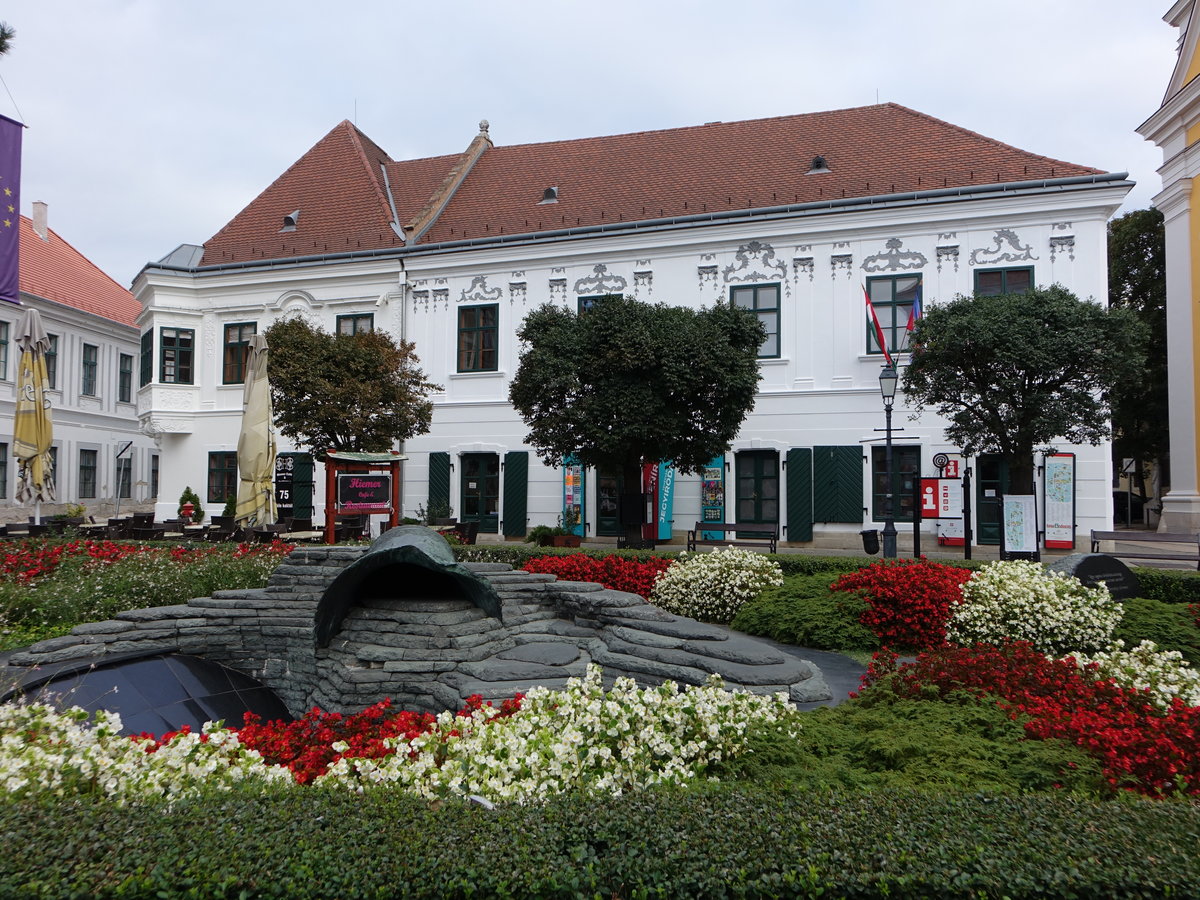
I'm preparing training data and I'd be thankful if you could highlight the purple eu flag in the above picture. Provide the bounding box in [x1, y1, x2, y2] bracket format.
[0, 114, 22, 305]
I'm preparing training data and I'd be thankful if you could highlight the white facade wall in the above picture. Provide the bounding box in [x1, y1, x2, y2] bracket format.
[0, 295, 157, 521]
[136, 182, 1125, 549]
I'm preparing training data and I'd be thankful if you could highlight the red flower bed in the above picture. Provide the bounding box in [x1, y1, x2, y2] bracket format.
[862, 641, 1200, 797]
[0, 538, 294, 584]
[140, 693, 523, 784]
[831, 560, 973, 651]
[523, 554, 674, 597]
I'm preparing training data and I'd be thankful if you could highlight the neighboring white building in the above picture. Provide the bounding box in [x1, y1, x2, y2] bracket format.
[1139, 1, 1200, 533]
[135, 105, 1130, 549]
[0, 203, 157, 522]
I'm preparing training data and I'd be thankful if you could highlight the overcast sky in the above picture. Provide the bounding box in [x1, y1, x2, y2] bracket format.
[0, 1, 1180, 288]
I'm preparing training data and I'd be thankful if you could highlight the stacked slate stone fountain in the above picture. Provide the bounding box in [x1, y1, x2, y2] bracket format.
[6, 527, 830, 715]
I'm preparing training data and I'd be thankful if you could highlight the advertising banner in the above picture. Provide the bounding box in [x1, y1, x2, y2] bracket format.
[562, 461, 585, 535]
[657, 462, 675, 541]
[701, 456, 725, 540]
[337, 473, 392, 512]
[1043, 453, 1076, 549]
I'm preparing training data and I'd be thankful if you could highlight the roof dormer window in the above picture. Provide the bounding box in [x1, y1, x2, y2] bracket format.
[280, 210, 301, 232]
[807, 155, 831, 175]
[539, 186, 559, 204]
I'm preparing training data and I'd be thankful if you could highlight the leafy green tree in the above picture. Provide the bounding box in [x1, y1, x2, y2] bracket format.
[263, 317, 439, 458]
[509, 295, 763, 535]
[901, 285, 1146, 495]
[1108, 208, 1167, 507]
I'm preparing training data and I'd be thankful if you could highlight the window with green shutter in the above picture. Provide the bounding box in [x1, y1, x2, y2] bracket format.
[785, 448, 813, 542]
[812, 446, 864, 523]
[502, 451, 528, 537]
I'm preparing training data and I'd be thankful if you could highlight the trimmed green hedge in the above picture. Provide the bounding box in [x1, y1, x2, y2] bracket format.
[1131, 566, 1200, 605]
[4, 786, 1198, 897]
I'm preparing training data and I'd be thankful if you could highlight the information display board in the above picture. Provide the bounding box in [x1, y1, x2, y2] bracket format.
[1002, 494, 1039, 556]
[1043, 452, 1076, 550]
[337, 473, 392, 512]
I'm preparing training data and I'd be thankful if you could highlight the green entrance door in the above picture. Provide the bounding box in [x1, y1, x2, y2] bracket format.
[735, 450, 779, 530]
[597, 470, 623, 536]
[975, 454, 1009, 545]
[460, 453, 500, 533]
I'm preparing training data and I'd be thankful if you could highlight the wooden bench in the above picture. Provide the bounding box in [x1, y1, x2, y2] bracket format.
[687, 522, 778, 554]
[1089, 530, 1200, 570]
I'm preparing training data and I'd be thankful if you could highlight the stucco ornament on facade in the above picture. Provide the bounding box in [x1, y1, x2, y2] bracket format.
[861, 238, 928, 273]
[723, 241, 789, 294]
[970, 228, 1039, 266]
[830, 253, 854, 278]
[548, 278, 567, 302]
[1049, 235, 1076, 263]
[459, 275, 504, 304]
[573, 263, 628, 296]
[936, 245, 960, 272]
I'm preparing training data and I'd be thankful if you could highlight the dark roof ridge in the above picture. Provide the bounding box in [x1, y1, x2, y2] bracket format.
[340, 120, 397, 225]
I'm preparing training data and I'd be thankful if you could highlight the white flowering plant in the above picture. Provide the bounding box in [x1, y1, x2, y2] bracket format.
[947, 560, 1122, 656]
[1070, 640, 1200, 711]
[0, 702, 289, 804]
[0, 666, 798, 806]
[649, 547, 783, 623]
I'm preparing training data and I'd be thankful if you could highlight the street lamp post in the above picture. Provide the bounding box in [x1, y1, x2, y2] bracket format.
[879, 364, 899, 559]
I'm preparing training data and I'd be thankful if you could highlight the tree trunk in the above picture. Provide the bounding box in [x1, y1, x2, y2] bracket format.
[1009, 455, 1036, 498]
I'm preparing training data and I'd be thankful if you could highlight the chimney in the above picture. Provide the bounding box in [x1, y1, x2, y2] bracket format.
[32, 201, 48, 241]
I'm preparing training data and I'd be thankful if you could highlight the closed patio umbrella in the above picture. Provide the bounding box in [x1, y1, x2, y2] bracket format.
[234, 334, 277, 527]
[13, 306, 54, 522]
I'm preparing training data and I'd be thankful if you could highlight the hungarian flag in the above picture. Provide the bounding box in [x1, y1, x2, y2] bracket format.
[863, 284, 893, 366]
[906, 286, 923, 334]
[0, 114, 20, 306]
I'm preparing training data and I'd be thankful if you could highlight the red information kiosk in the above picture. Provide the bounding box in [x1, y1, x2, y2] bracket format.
[322, 450, 404, 544]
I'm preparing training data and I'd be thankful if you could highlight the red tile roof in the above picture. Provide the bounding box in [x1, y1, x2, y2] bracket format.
[18, 216, 140, 328]
[201, 103, 1106, 265]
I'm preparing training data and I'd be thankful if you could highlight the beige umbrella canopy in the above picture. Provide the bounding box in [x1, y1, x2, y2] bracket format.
[234, 334, 277, 526]
[13, 307, 54, 521]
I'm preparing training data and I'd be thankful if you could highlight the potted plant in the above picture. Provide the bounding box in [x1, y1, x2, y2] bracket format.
[525, 524, 557, 547]
[551, 508, 582, 548]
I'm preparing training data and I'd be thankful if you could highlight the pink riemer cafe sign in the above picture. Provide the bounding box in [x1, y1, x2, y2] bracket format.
[337, 474, 393, 513]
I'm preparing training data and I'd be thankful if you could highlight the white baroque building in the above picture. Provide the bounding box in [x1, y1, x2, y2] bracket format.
[0, 203, 157, 521]
[134, 105, 1129, 549]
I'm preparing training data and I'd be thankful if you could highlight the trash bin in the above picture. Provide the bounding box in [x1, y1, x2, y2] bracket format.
[860, 529, 880, 555]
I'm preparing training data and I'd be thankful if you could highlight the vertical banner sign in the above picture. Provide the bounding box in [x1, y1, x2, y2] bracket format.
[0, 115, 22, 305]
[641, 463, 658, 540]
[562, 461, 584, 535]
[1002, 495, 1039, 555]
[701, 456, 725, 540]
[1043, 452, 1076, 549]
[657, 462, 675, 541]
[274, 455, 295, 519]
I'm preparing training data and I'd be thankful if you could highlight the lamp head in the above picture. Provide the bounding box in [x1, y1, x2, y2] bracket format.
[879, 364, 899, 406]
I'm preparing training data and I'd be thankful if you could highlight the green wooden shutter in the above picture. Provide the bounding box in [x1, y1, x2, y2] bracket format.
[786, 448, 813, 542]
[813, 446, 864, 523]
[503, 451, 529, 537]
[428, 452, 450, 514]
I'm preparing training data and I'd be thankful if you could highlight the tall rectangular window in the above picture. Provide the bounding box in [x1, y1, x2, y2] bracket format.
[207, 451, 238, 504]
[150, 454, 159, 499]
[45, 334, 58, 389]
[140, 331, 153, 386]
[457, 305, 498, 372]
[222, 322, 256, 384]
[81, 344, 98, 396]
[0, 442, 7, 499]
[0, 321, 8, 380]
[975, 267, 1033, 296]
[118, 353, 133, 402]
[871, 445, 921, 523]
[866, 275, 921, 358]
[115, 457, 132, 499]
[160, 327, 194, 384]
[79, 449, 98, 499]
[730, 284, 780, 359]
[336, 314, 374, 335]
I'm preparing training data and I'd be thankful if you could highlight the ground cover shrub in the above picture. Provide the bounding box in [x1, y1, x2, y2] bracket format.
[0, 538, 293, 650]
[831, 559, 973, 651]
[713, 680, 1105, 796]
[1114, 596, 1200, 666]
[731, 573, 879, 651]
[521, 553, 674, 597]
[950, 560, 1121, 655]
[864, 641, 1200, 796]
[6, 785, 1200, 898]
[649, 547, 783, 622]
